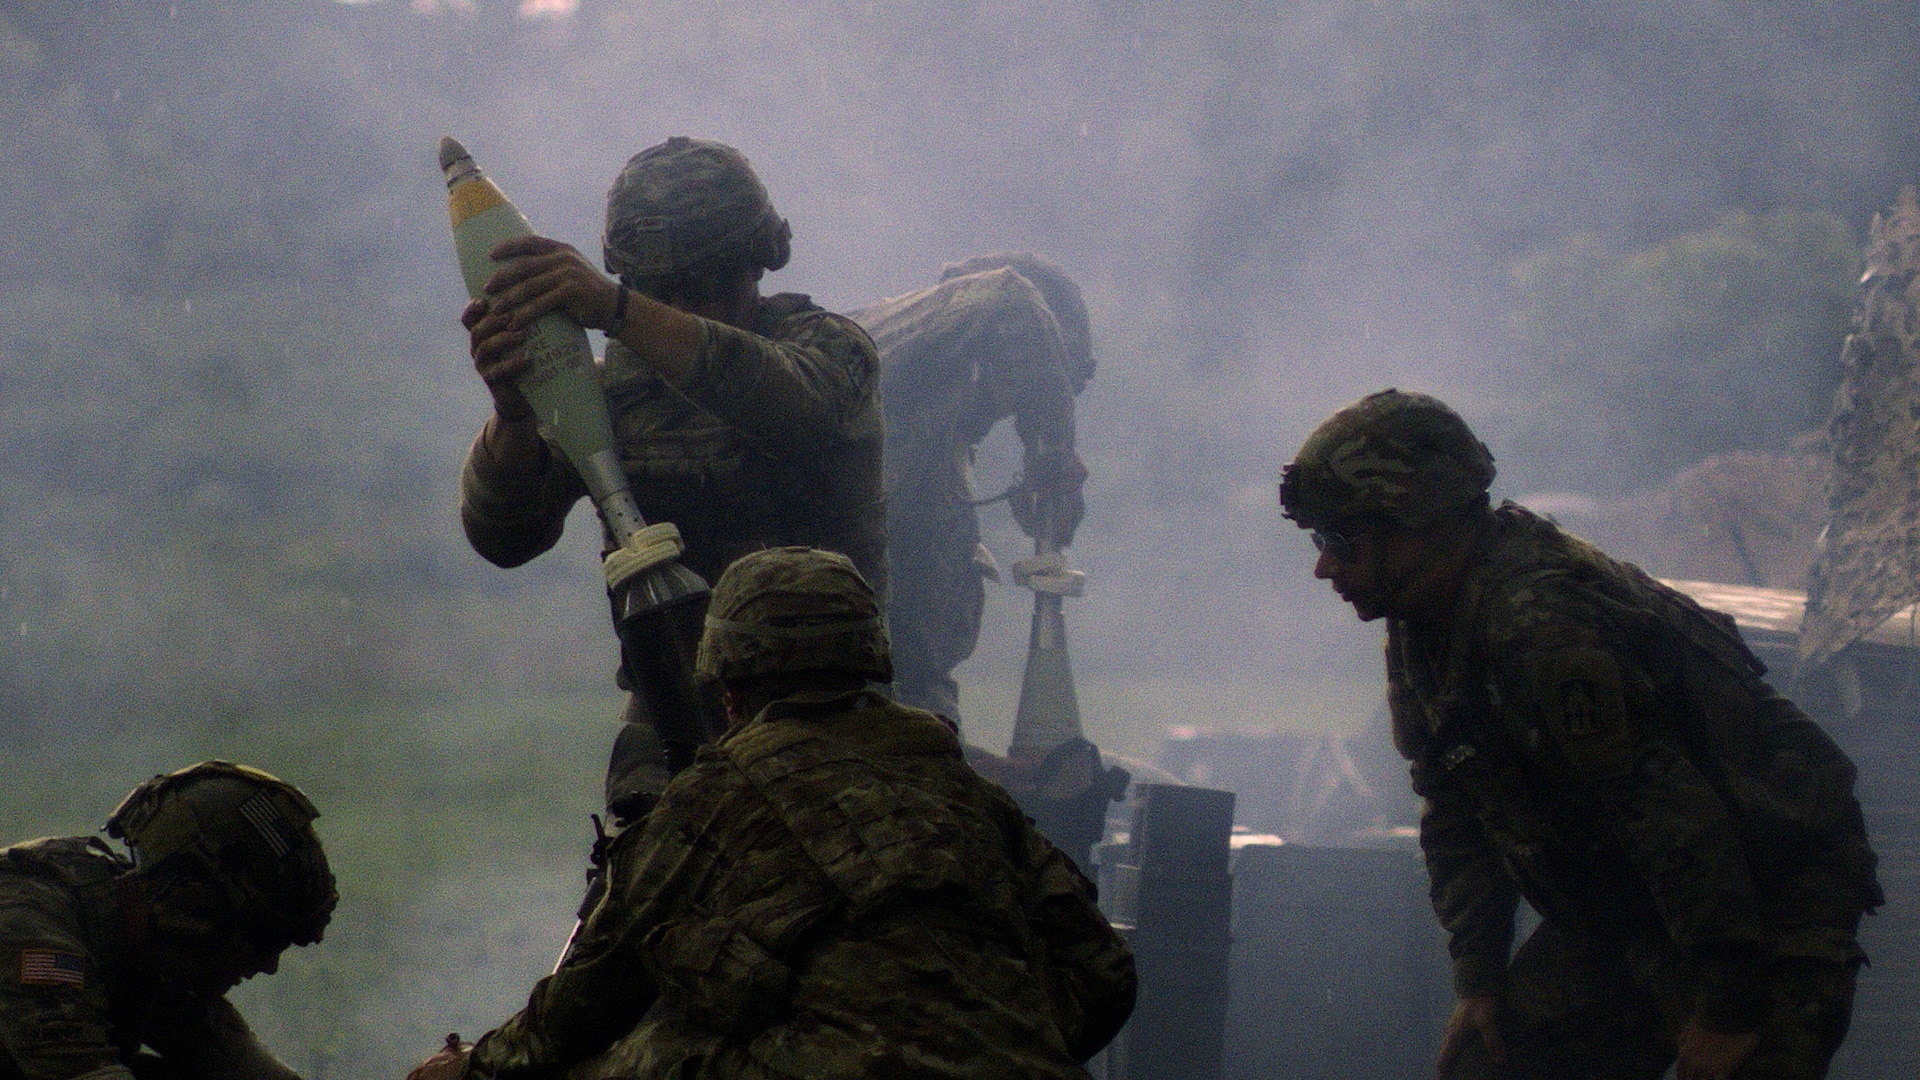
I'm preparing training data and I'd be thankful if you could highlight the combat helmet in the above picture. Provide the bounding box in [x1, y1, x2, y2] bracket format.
[696, 547, 892, 684]
[603, 136, 791, 291]
[1280, 389, 1495, 531]
[942, 252, 1095, 393]
[106, 761, 337, 946]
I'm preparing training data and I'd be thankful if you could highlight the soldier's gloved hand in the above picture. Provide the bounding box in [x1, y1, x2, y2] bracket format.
[1010, 445, 1087, 545]
[407, 1033, 472, 1080]
[1435, 996, 1504, 1079]
[1676, 1018, 1760, 1080]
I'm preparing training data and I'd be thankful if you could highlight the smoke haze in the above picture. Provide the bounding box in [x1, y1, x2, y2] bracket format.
[4, 0, 1920, 1074]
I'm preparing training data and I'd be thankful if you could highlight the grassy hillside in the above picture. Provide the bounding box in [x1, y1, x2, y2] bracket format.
[3, 663, 1376, 1077]
[6, 690, 617, 1080]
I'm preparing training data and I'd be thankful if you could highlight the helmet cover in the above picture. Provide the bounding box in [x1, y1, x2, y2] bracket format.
[107, 761, 336, 946]
[603, 136, 791, 286]
[1280, 389, 1495, 530]
[696, 547, 892, 684]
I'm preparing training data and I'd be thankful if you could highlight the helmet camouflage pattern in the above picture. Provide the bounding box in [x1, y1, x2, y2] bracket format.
[603, 136, 792, 287]
[696, 547, 892, 684]
[1280, 389, 1495, 530]
[106, 760, 337, 946]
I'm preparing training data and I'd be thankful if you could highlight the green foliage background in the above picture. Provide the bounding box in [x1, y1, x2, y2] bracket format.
[2, 691, 615, 1080]
[1504, 210, 1860, 492]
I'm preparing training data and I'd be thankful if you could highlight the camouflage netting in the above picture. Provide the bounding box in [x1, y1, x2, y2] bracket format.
[1800, 186, 1920, 670]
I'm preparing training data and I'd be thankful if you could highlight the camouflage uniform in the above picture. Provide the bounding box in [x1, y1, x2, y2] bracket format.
[0, 762, 333, 1080]
[852, 255, 1090, 721]
[464, 549, 1135, 1080]
[460, 297, 886, 588]
[1284, 392, 1881, 1080]
[459, 139, 886, 810]
[1397, 505, 1878, 1079]
[0, 838, 300, 1080]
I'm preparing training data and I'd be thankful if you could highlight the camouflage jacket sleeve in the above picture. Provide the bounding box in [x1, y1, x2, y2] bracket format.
[466, 761, 757, 1080]
[0, 876, 130, 1080]
[1017, 829, 1136, 1061]
[457, 426, 586, 568]
[856, 268, 1076, 452]
[674, 309, 881, 454]
[1483, 575, 1770, 1028]
[140, 995, 301, 1080]
[1389, 629, 1520, 999]
[1409, 760, 1520, 1000]
[965, 271, 1076, 453]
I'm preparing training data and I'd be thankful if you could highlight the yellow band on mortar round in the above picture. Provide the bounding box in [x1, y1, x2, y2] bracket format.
[449, 176, 508, 228]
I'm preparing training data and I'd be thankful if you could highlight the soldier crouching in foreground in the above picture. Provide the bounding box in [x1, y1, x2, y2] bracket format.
[0, 762, 337, 1080]
[1279, 390, 1881, 1080]
[409, 547, 1135, 1080]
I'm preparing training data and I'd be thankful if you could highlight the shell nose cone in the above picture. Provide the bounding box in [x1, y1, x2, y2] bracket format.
[438, 136, 472, 173]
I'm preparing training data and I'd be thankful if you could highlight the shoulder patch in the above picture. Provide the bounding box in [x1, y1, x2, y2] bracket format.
[19, 948, 85, 987]
[1535, 647, 1637, 778]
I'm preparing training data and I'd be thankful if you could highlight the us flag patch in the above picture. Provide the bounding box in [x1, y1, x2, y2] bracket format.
[19, 949, 84, 987]
[238, 791, 295, 857]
